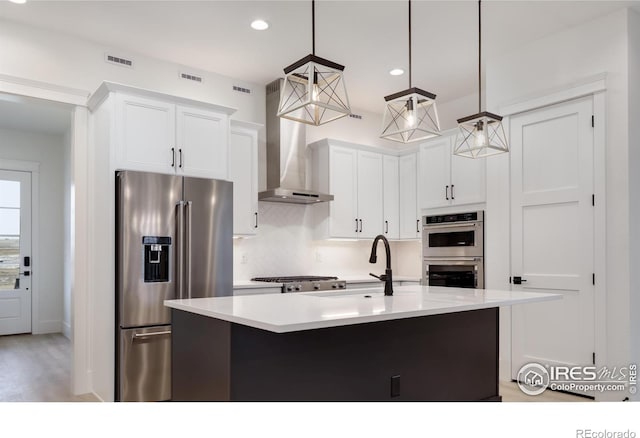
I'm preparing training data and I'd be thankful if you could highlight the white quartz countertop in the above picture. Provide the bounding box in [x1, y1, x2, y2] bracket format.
[165, 285, 561, 333]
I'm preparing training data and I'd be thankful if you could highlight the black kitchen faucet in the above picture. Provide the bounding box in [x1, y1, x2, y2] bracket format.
[369, 235, 393, 296]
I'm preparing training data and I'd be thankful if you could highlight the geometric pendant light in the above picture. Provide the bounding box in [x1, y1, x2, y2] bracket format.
[277, 0, 351, 126]
[380, 0, 441, 143]
[453, 0, 509, 158]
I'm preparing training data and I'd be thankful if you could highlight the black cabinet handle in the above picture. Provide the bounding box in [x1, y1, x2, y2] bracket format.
[445, 185, 449, 200]
[355, 219, 359, 233]
[359, 219, 363, 233]
[451, 184, 455, 200]
[417, 219, 420, 233]
[385, 220, 389, 234]
[179, 148, 183, 168]
[254, 212, 258, 229]
[171, 148, 175, 167]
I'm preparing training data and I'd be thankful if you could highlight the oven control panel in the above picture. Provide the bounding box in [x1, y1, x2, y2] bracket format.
[424, 211, 483, 225]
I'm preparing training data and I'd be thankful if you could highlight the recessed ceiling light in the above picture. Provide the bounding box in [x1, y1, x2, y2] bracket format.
[389, 69, 405, 76]
[8, 0, 27, 3]
[251, 19, 269, 31]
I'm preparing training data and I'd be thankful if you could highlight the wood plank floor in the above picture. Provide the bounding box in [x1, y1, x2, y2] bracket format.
[0, 333, 591, 403]
[0, 333, 97, 402]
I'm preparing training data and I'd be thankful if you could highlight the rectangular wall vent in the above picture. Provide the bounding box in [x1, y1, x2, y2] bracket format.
[105, 54, 133, 68]
[180, 72, 203, 83]
[349, 113, 363, 120]
[233, 85, 251, 94]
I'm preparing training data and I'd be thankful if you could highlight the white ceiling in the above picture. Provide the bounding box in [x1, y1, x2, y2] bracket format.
[0, 0, 637, 112]
[0, 94, 71, 135]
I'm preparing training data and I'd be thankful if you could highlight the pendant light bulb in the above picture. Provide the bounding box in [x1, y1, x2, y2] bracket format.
[475, 122, 487, 147]
[406, 99, 416, 127]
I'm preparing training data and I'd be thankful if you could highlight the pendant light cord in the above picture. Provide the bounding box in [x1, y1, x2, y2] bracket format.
[408, 0, 412, 88]
[478, 0, 482, 113]
[312, 0, 316, 55]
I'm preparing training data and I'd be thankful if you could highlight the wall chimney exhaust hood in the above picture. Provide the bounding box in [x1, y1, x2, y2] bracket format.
[259, 79, 334, 204]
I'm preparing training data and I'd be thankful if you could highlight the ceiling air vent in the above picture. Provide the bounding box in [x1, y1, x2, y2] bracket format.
[233, 85, 251, 94]
[349, 113, 363, 120]
[180, 72, 203, 83]
[105, 54, 133, 68]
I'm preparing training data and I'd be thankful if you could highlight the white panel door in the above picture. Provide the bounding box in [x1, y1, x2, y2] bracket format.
[116, 94, 175, 173]
[329, 146, 358, 239]
[419, 138, 451, 209]
[229, 124, 258, 236]
[0, 170, 31, 335]
[510, 97, 595, 392]
[357, 151, 384, 239]
[399, 153, 419, 239]
[177, 106, 229, 179]
[382, 155, 399, 239]
[451, 151, 486, 206]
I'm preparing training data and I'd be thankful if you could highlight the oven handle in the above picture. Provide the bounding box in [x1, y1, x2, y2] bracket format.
[425, 257, 480, 261]
[423, 222, 478, 230]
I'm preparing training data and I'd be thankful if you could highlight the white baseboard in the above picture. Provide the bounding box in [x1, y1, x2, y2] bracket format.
[35, 319, 62, 334]
[62, 321, 71, 339]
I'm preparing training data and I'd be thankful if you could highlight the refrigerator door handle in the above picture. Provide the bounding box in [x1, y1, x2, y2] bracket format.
[176, 201, 185, 299]
[133, 330, 172, 340]
[185, 200, 193, 299]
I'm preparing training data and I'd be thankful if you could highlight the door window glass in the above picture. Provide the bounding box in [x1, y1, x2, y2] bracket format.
[0, 180, 20, 290]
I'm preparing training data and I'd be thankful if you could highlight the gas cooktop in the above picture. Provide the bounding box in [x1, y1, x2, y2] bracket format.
[251, 276, 346, 293]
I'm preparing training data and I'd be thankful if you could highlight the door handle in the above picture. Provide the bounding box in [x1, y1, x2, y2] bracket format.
[416, 219, 420, 233]
[176, 201, 185, 299]
[385, 220, 389, 234]
[513, 276, 527, 285]
[359, 219, 363, 233]
[445, 185, 449, 200]
[451, 184, 455, 200]
[19, 271, 30, 276]
[178, 148, 183, 168]
[133, 331, 171, 340]
[24, 256, 30, 267]
[355, 219, 359, 233]
[185, 201, 193, 299]
[254, 212, 258, 229]
[171, 147, 175, 168]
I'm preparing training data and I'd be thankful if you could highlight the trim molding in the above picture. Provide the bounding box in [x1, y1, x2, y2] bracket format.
[0, 74, 89, 107]
[499, 73, 607, 116]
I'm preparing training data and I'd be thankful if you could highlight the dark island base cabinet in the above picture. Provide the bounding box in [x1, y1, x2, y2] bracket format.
[171, 308, 501, 402]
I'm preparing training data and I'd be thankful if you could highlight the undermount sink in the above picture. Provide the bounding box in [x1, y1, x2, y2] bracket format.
[307, 288, 410, 299]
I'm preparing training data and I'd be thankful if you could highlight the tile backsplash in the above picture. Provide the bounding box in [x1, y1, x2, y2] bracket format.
[233, 203, 421, 280]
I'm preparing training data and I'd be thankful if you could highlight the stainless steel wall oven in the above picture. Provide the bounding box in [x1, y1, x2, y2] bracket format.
[422, 211, 484, 289]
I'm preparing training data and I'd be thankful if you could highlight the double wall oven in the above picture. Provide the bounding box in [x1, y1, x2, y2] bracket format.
[422, 211, 484, 289]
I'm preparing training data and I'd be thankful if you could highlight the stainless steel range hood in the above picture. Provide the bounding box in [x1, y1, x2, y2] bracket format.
[259, 79, 333, 204]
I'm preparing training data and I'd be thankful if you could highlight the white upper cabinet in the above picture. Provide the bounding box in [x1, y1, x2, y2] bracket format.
[90, 82, 236, 179]
[419, 132, 486, 209]
[229, 121, 260, 237]
[116, 94, 176, 173]
[310, 140, 384, 240]
[382, 155, 400, 240]
[356, 150, 384, 239]
[399, 152, 420, 239]
[176, 105, 229, 179]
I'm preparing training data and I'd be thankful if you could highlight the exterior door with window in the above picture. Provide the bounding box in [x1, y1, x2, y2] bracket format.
[510, 96, 595, 394]
[0, 170, 32, 335]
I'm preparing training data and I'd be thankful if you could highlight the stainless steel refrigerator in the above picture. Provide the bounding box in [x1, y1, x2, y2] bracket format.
[115, 170, 233, 402]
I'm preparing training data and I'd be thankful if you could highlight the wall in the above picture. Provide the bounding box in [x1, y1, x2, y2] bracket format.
[0, 127, 65, 334]
[233, 202, 420, 281]
[62, 126, 72, 339]
[485, 8, 631, 396]
[0, 18, 264, 124]
[628, 8, 640, 401]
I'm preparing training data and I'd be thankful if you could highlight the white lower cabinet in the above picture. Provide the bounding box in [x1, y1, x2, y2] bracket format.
[229, 121, 260, 236]
[418, 131, 486, 209]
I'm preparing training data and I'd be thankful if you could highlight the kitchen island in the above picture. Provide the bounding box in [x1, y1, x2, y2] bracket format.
[165, 286, 560, 401]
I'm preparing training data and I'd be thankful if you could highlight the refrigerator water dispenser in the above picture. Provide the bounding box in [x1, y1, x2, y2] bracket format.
[142, 236, 171, 282]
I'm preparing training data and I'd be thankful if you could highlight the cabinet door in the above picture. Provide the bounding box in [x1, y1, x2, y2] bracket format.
[176, 105, 229, 179]
[418, 138, 451, 209]
[229, 124, 259, 236]
[116, 94, 175, 173]
[399, 153, 419, 239]
[328, 146, 358, 239]
[357, 150, 384, 239]
[451, 151, 486, 205]
[382, 155, 400, 239]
